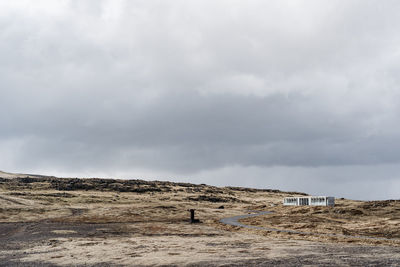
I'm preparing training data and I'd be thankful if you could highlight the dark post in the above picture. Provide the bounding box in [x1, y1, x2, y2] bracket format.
[189, 209, 199, 223]
[190, 209, 195, 223]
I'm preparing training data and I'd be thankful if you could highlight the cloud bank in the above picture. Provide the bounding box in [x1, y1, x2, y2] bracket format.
[1, 1, 400, 199]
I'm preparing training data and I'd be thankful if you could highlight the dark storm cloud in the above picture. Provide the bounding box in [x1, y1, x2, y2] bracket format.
[1, 1, 400, 199]
[3, 90, 400, 174]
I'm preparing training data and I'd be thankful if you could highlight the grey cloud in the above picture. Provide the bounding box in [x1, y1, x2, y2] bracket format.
[3, 91, 400, 172]
[1, 1, 400, 199]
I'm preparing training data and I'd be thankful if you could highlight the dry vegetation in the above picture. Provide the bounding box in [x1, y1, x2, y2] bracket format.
[1, 171, 400, 266]
[241, 199, 400, 243]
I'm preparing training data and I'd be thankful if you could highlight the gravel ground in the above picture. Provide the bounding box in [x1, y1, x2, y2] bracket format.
[1, 221, 400, 266]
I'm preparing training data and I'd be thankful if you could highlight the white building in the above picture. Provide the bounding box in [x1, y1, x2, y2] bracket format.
[283, 196, 335, 207]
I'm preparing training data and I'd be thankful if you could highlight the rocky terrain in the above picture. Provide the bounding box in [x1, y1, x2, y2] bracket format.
[0, 171, 399, 266]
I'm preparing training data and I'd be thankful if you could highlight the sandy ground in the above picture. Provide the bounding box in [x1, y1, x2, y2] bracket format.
[1, 171, 400, 266]
[2, 223, 400, 266]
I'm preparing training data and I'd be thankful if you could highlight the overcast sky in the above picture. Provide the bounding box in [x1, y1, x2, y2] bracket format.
[1, 1, 400, 200]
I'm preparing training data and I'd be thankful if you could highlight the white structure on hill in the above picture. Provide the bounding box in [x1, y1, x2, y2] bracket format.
[283, 196, 335, 207]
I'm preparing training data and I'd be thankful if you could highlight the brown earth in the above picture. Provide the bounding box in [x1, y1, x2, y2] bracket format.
[0, 171, 400, 266]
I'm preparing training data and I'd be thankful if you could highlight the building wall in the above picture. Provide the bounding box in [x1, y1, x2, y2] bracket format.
[326, 197, 335, 207]
[283, 197, 298, 206]
[283, 196, 335, 207]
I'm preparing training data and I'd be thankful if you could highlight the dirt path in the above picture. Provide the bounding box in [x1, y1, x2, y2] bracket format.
[220, 210, 400, 242]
